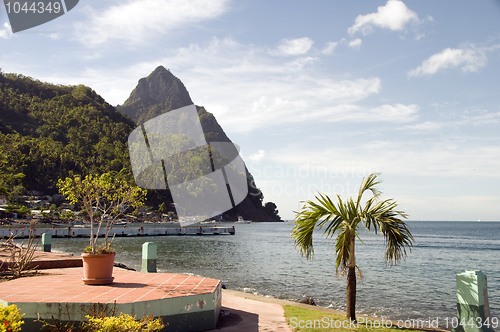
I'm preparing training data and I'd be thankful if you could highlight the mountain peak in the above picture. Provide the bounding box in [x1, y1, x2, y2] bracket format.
[116, 68, 282, 222]
[152, 65, 168, 73]
[118, 66, 193, 124]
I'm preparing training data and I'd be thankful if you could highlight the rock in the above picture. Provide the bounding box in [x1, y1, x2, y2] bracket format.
[117, 66, 193, 125]
[297, 297, 316, 306]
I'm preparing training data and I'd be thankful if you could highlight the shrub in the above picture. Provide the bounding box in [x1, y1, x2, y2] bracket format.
[84, 313, 164, 332]
[0, 223, 39, 279]
[0, 304, 25, 332]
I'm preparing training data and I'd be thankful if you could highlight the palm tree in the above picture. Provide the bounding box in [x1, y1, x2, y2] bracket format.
[291, 173, 413, 321]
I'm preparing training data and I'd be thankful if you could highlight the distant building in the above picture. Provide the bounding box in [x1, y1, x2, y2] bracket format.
[42, 195, 53, 204]
[26, 200, 43, 208]
[52, 194, 64, 203]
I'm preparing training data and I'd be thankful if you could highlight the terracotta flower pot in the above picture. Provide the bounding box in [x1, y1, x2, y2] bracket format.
[81, 252, 116, 285]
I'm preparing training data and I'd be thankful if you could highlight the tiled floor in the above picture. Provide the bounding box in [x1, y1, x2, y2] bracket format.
[0, 267, 220, 304]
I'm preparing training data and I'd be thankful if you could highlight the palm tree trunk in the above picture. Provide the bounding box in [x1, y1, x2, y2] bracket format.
[346, 234, 356, 321]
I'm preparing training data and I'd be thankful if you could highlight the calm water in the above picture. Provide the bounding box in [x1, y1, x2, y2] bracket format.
[50, 221, 499, 324]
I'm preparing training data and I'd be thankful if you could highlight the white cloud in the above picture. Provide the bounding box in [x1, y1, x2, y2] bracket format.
[348, 0, 419, 35]
[322, 41, 339, 55]
[305, 103, 418, 123]
[248, 150, 266, 162]
[48, 33, 60, 41]
[405, 121, 443, 132]
[274, 37, 314, 56]
[37, 37, 416, 132]
[152, 38, 397, 131]
[0, 23, 13, 39]
[403, 110, 500, 133]
[309, 77, 381, 101]
[75, 0, 229, 46]
[364, 104, 419, 122]
[408, 47, 488, 77]
[269, 140, 500, 179]
[462, 110, 500, 126]
[348, 38, 362, 50]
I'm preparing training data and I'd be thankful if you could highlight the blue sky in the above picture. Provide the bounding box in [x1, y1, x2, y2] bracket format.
[1, 0, 500, 221]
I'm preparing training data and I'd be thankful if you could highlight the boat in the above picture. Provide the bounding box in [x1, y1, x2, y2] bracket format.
[236, 216, 251, 224]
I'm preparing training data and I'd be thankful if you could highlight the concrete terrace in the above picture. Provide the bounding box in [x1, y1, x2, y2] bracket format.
[0, 250, 295, 331]
[0, 267, 222, 331]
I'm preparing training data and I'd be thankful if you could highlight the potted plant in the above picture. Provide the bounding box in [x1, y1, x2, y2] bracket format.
[58, 171, 146, 285]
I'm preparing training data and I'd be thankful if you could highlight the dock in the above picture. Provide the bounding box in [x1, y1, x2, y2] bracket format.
[0, 226, 235, 239]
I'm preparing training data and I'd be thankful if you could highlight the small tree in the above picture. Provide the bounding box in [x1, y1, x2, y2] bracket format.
[292, 173, 413, 321]
[57, 171, 147, 254]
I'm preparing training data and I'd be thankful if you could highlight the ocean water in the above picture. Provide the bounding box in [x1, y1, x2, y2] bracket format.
[50, 221, 499, 325]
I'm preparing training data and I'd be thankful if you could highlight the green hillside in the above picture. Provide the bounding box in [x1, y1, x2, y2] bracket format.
[0, 70, 135, 202]
[0, 68, 280, 221]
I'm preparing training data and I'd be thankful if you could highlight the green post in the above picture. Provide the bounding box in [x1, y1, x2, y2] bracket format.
[454, 270, 494, 332]
[41, 233, 51, 252]
[141, 242, 157, 273]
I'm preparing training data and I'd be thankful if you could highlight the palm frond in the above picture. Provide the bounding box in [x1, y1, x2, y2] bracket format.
[362, 196, 413, 265]
[334, 225, 350, 274]
[292, 196, 333, 260]
[356, 173, 382, 209]
[380, 218, 414, 265]
[291, 172, 413, 270]
[292, 193, 348, 261]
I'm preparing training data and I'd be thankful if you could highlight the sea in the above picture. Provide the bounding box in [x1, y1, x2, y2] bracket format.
[49, 221, 499, 326]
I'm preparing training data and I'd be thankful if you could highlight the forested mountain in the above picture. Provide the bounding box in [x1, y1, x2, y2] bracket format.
[118, 66, 281, 221]
[118, 66, 232, 143]
[0, 67, 281, 221]
[0, 70, 135, 203]
[118, 66, 192, 125]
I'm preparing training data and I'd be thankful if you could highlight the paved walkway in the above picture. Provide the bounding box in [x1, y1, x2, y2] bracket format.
[212, 290, 450, 332]
[212, 290, 293, 331]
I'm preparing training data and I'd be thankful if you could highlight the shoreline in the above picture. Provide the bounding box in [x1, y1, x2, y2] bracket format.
[222, 289, 449, 332]
[1, 248, 450, 331]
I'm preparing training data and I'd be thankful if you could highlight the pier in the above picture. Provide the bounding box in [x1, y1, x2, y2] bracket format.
[0, 226, 235, 239]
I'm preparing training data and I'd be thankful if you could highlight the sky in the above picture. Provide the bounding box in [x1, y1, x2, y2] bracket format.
[1, 0, 500, 221]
